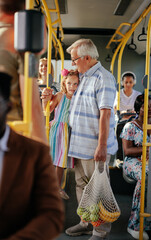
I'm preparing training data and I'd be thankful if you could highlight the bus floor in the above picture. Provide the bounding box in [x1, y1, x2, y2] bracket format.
[56, 167, 136, 240]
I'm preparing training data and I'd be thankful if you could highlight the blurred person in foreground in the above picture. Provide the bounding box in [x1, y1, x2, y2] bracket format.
[0, 72, 64, 240]
[0, 0, 47, 144]
[65, 39, 118, 240]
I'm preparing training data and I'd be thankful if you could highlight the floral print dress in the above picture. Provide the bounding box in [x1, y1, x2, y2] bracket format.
[120, 121, 151, 231]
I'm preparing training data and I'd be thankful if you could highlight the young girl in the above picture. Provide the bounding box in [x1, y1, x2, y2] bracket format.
[41, 69, 79, 199]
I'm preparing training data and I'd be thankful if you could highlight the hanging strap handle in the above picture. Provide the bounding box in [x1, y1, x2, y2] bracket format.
[137, 27, 147, 41]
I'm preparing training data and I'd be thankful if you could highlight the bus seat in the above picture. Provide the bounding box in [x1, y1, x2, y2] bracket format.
[122, 140, 136, 185]
[115, 112, 136, 162]
[115, 112, 137, 185]
[123, 170, 136, 184]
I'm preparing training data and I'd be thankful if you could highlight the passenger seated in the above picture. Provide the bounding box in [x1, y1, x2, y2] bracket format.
[120, 94, 151, 240]
[114, 71, 141, 121]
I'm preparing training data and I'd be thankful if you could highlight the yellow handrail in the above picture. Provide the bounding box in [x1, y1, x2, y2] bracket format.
[107, 3, 151, 112]
[106, 4, 151, 239]
[40, 1, 66, 190]
[139, 14, 151, 240]
[106, 22, 131, 50]
[40, 0, 53, 140]
[40, 0, 64, 140]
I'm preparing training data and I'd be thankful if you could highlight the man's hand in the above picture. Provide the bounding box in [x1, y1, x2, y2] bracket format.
[94, 144, 107, 162]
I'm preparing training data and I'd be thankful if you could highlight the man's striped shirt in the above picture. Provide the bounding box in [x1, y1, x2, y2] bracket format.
[68, 62, 118, 159]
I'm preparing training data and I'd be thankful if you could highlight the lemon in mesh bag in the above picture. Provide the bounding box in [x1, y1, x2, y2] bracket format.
[77, 162, 121, 226]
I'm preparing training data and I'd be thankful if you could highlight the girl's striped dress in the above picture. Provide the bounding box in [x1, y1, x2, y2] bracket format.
[49, 94, 74, 168]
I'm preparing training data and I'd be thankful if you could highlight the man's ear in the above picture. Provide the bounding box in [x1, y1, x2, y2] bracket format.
[7, 101, 12, 113]
[86, 56, 91, 61]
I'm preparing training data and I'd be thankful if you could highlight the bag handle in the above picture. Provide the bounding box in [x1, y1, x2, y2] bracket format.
[95, 161, 106, 173]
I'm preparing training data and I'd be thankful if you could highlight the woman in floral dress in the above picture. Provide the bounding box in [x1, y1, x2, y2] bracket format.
[121, 94, 151, 240]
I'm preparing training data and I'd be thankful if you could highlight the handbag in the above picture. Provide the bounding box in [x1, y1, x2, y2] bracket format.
[77, 161, 121, 227]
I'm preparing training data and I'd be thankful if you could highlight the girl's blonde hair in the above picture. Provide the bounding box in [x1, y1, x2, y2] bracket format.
[61, 70, 79, 94]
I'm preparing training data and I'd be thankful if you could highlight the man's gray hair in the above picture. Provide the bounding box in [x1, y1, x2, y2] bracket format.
[66, 39, 99, 59]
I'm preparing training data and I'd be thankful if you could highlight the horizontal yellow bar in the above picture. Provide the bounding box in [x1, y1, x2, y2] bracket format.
[106, 22, 131, 49]
[116, 31, 125, 37]
[142, 142, 151, 147]
[43, 111, 50, 117]
[140, 213, 151, 218]
[48, 9, 58, 12]
[52, 19, 59, 25]
[143, 124, 151, 130]
[8, 121, 31, 133]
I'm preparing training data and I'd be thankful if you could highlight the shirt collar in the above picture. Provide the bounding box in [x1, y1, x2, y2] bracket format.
[0, 125, 10, 152]
[80, 62, 101, 80]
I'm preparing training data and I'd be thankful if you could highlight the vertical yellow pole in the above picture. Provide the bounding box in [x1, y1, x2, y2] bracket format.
[23, 0, 34, 136]
[41, 0, 64, 141]
[139, 14, 151, 240]
[110, 41, 122, 74]
[116, 26, 138, 113]
[41, 0, 53, 141]
[54, 47, 58, 84]
[116, 37, 127, 113]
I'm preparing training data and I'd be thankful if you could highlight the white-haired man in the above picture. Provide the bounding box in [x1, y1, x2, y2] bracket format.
[65, 39, 118, 240]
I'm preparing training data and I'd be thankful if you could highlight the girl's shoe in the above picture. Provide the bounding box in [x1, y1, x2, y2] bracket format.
[60, 189, 69, 200]
[127, 227, 149, 240]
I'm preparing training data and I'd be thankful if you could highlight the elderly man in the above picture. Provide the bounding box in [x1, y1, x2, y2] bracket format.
[65, 39, 118, 240]
[0, 72, 64, 239]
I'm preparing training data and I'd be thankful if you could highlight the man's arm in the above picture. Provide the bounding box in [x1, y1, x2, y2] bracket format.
[94, 108, 111, 162]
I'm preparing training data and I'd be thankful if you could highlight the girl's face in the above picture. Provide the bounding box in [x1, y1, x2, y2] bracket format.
[123, 76, 135, 91]
[65, 75, 79, 97]
[39, 60, 47, 77]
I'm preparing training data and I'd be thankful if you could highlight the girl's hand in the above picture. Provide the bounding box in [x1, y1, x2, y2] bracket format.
[41, 88, 53, 110]
[41, 88, 53, 100]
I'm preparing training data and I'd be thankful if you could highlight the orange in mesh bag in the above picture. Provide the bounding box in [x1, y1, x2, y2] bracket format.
[77, 162, 121, 226]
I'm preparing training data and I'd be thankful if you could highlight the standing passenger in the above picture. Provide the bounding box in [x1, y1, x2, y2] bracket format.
[41, 69, 79, 200]
[37, 58, 59, 98]
[38, 58, 49, 86]
[65, 39, 118, 240]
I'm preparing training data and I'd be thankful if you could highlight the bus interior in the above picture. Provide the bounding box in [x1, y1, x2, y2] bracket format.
[7, 0, 151, 239]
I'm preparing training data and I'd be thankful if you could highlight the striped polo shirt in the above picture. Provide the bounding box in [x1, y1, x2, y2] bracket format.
[68, 62, 118, 159]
